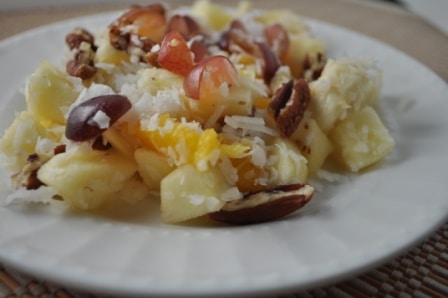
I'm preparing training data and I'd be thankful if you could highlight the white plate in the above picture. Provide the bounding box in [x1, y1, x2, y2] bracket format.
[0, 10, 448, 298]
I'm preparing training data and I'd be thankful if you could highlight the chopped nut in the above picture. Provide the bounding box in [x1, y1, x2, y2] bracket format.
[108, 3, 167, 62]
[65, 28, 97, 80]
[209, 183, 314, 225]
[144, 51, 160, 67]
[269, 79, 311, 137]
[26, 169, 43, 190]
[65, 28, 97, 51]
[303, 52, 326, 81]
[12, 154, 47, 190]
[109, 25, 129, 51]
[129, 35, 156, 52]
[66, 51, 97, 80]
[53, 144, 66, 155]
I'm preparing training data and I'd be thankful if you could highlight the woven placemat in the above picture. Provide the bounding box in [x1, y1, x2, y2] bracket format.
[1, 222, 446, 297]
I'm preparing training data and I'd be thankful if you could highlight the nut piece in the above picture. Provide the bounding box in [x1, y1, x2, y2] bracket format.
[209, 183, 314, 225]
[65, 28, 97, 80]
[303, 52, 326, 81]
[65, 28, 96, 51]
[108, 4, 166, 63]
[66, 51, 97, 80]
[269, 79, 311, 137]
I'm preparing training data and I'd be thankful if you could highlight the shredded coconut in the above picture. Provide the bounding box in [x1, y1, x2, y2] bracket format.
[88, 110, 110, 129]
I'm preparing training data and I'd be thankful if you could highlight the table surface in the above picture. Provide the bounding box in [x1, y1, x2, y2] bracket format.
[0, 0, 447, 297]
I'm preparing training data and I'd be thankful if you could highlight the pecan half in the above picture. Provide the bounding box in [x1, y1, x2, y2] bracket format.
[268, 79, 311, 137]
[209, 183, 314, 225]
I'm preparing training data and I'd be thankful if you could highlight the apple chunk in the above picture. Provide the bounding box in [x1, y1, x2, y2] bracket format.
[160, 164, 238, 223]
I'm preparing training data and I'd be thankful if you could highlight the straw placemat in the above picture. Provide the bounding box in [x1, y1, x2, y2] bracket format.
[0, 0, 447, 297]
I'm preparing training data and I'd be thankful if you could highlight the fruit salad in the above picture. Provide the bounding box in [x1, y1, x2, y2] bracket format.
[0, 1, 395, 225]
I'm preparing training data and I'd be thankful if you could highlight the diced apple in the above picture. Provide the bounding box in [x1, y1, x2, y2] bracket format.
[95, 31, 130, 65]
[137, 68, 184, 96]
[254, 10, 308, 35]
[135, 148, 174, 190]
[269, 66, 292, 94]
[191, 0, 234, 31]
[291, 117, 333, 176]
[309, 58, 382, 132]
[284, 34, 325, 78]
[160, 164, 234, 223]
[0, 111, 60, 171]
[26, 61, 80, 127]
[329, 106, 394, 172]
[37, 148, 137, 210]
[269, 138, 308, 185]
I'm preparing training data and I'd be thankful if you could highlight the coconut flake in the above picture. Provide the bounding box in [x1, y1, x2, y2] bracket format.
[4, 186, 59, 205]
[88, 110, 111, 129]
[224, 115, 278, 137]
[221, 187, 242, 201]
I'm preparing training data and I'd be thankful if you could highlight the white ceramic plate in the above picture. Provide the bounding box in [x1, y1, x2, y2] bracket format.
[0, 10, 447, 298]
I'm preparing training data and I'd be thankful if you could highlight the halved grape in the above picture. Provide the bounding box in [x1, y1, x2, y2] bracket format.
[65, 95, 131, 142]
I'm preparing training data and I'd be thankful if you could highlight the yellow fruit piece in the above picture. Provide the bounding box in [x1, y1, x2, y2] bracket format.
[291, 118, 333, 176]
[95, 32, 130, 65]
[269, 66, 292, 94]
[37, 149, 137, 210]
[26, 61, 80, 127]
[221, 86, 254, 116]
[160, 164, 232, 223]
[137, 68, 183, 96]
[191, 84, 253, 122]
[253, 96, 271, 110]
[138, 114, 204, 166]
[284, 34, 325, 78]
[194, 129, 220, 170]
[138, 114, 248, 170]
[191, 0, 234, 31]
[309, 58, 382, 132]
[329, 106, 394, 172]
[254, 10, 307, 35]
[220, 142, 250, 159]
[232, 156, 266, 193]
[135, 148, 174, 190]
[0, 111, 60, 171]
[269, 138, 308, 185]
